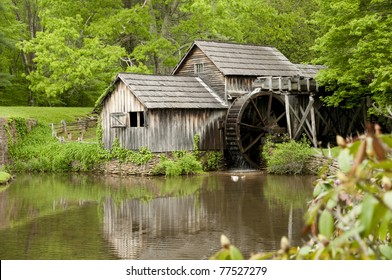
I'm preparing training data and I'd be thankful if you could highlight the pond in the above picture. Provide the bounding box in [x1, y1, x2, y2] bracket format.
[0, 172, 315, 260]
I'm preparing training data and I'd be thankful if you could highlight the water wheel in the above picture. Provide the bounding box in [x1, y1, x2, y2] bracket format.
[225, 91, 287, 168]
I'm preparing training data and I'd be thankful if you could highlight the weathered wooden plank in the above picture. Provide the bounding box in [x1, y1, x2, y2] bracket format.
[285, 94, 292, 138]
[293, 97, 314, 139]
[309, 96, 318, 147]
[288, 102, 312, 141]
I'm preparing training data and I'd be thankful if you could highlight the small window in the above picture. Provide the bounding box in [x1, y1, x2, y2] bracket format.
[139, 112, 145, 127]
[130, 112, 137, 127]
[129, 111, 145, 127]
[110, 112, 127, 128]
[194, 63, 204, 74]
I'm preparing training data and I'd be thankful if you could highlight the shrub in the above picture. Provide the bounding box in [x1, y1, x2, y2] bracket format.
[153, 152, 203, 176]
[202, 151, 223, 171]
[110, 138, 154, 165]
[7, 124, 106, 172]
[262, 136, 313, 174]
[211, 127, 392, 260]
[0, 171, 12, 184]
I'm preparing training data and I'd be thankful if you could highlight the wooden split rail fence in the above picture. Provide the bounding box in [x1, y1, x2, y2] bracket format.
[50, 116, 98, 143]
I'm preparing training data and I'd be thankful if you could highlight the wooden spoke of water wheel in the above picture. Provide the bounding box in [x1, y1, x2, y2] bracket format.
[225, 92, 287, 168]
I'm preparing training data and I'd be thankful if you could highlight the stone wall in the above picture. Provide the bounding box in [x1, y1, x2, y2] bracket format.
[95, 157, 161, 176]
[0, 118, 9, 166]
[0, 117, 38, 167]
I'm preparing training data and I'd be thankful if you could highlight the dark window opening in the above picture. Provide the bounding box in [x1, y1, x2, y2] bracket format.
[194, 63, 204, 74]
[129, 111, 145, 127]
[139, 112, 145, 127]
[130, 112, 137, 127]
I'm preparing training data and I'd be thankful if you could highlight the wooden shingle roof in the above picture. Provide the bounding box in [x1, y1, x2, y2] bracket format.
[173, 40, 301, 77]
[295, 64, 325, 78]
[118, 73, 227, 109]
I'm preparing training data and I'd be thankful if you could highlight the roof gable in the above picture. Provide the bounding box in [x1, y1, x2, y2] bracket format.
[117, 73, 227, 109]
[173, 40, 301, 77]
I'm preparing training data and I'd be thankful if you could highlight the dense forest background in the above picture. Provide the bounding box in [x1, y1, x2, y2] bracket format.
[0, 0, 391, 110]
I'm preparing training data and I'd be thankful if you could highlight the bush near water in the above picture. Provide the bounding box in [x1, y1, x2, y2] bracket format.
[211, 127, 392, 260]
[262, 135, 314, 175]
[0, 171, 12, 184]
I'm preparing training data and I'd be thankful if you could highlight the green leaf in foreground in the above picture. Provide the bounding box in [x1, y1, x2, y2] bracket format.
[318, 210, 334, 239]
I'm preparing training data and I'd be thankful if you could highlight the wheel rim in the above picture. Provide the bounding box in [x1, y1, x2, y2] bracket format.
[226, 92, 287, 168]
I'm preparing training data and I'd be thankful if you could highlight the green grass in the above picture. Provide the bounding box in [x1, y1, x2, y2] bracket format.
[0, 107, 94, 124]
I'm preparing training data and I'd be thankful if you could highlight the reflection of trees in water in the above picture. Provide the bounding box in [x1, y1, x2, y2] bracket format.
[263, 175, 315, 210]
[103, 173, 314, 259]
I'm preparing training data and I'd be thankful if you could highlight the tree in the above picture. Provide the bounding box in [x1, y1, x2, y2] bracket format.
[0, 0, 32, 105]
[19, 0, 129, 106]
[312, 0, 392, 112]
[128, 0, 320, 75]
[266, 0, 319, 63]
[2, 0, 321, 106]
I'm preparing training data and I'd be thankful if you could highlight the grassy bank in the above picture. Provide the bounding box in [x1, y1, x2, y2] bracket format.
[0, 107, 93, 124]
[6, 121, 207, 176]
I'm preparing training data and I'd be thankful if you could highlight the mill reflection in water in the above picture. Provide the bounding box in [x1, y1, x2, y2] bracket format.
[0, 173, 314, 260]
[101, 172, 314, 259]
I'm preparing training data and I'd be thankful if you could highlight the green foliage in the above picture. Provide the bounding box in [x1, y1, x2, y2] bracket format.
[153, 152, 203, 176]
[7, 117, 28, 142]
[193, 134, 200, 159]
[20, 12, 126, 106]
[210, 235, 244, 260]
[96, 119, 104, 148]
[212, 129, 392, 260]
[201, 151, 223, 172]
[312, 0, 392, 111]
[0, 171, 12, 184]
[262, 136, 313, 175]
[1, 0, 321, 107]
[176, 0, 318, 63]
[8, 124, 106, 173]
[0, 0, 29, 106]
[110, 138, 154, 165]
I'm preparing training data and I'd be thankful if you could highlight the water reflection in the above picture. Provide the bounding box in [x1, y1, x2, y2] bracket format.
[0, 173, 314, 259]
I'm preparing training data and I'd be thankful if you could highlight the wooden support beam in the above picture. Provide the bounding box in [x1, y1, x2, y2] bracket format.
[285, 94, 292, 138]
[306, 78, 311, 92]
[288, 102, 313, 141]
[347, 105, 364, 134]
[314, 106, 339, 136]
[299, 105, 314, 138]
[293, 97, 314, 139]
[310, 96, 318, 147]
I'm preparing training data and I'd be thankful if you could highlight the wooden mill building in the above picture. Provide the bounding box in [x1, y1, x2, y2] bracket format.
[97, 73, 227, 152]
[96, 41, 366, 167]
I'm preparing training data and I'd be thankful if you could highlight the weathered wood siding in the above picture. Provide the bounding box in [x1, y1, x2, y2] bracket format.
[175, 47, 226, 101]
[111, 109, 226, 152]
[100, 81, 145, 149]
[226, 76, 255, 97]
[147, 109, 225, 152]
[100, 81, 226, 152]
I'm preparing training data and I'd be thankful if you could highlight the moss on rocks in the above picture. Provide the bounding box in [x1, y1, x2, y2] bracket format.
[0, 171, 12, 184]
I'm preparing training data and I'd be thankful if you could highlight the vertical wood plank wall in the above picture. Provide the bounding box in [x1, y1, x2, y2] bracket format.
[100, 81, 226, 152]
